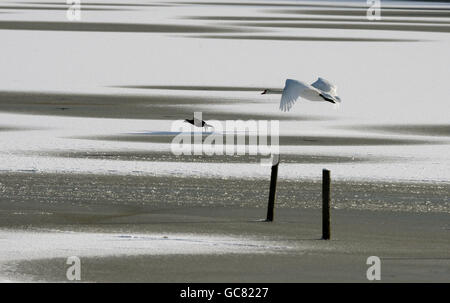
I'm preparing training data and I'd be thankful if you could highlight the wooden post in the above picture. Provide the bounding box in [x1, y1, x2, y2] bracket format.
[322, 169, 331, 240]
[266, 154, 280, 222]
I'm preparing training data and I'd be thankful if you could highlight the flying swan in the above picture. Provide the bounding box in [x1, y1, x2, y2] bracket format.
[261, 78, 341, 112]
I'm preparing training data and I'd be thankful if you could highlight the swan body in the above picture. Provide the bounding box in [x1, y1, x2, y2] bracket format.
[262, 78, 341, 112]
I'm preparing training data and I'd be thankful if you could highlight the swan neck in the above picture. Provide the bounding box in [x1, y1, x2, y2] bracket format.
[266, 89, 281, 94]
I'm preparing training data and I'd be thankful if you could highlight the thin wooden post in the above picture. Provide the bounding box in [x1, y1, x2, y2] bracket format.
[322, 169, 331, 240]
[266, 154, 280, 222]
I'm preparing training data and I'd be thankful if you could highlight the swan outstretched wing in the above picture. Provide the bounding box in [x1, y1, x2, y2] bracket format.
[280, 79, 304, 112]
[311, 77, 337, 96]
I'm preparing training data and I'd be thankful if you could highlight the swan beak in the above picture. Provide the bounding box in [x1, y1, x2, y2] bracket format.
[261, 90, 267, 95]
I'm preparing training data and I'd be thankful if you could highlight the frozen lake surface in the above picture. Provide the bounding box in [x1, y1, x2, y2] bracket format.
[0, 1, 449, 183]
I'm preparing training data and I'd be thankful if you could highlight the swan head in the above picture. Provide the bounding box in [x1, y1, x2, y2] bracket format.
[261, 89, 268, 95]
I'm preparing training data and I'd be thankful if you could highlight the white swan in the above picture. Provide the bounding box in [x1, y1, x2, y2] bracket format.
[262, 78, 341, 112]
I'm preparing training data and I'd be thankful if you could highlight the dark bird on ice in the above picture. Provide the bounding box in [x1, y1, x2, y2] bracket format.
[184, 117, 214, 131]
